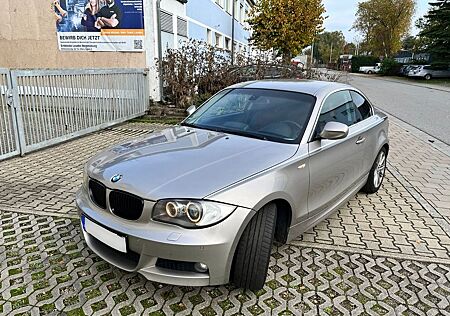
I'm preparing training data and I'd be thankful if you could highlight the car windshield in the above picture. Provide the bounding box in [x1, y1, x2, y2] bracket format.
[182, 88, 316, 144]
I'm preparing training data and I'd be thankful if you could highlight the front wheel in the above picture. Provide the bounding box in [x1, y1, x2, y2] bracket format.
[424, 74, 432, 80]
[231, 203, 277, 291]
[361, 148, 387, 194]
[367, 70, 373, 74]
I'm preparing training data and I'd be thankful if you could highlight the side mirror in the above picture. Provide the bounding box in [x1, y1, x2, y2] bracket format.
[320, 122, 349, 140]
[186, 105, 196, 116]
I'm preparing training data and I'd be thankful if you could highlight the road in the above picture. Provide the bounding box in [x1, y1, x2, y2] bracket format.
[348, 74, 450, 145]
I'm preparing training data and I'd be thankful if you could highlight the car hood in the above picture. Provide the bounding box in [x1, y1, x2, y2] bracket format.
[87, 126, 298, 200]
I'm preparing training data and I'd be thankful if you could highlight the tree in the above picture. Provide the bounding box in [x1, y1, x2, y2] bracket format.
[418, 0, 450, 63]
[314, 31, 346, 63]
[344, 42, 357, 55]
[402, 35, 416, 50]
[247, 0, 325, 62]
[352, 0, 416, 57]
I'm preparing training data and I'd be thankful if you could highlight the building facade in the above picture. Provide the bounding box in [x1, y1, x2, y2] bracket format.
[0, 0, 254, 100]
[159, 0, 254, 54]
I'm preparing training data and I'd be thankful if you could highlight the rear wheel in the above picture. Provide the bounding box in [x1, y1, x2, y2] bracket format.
[361, 148, 387, 194]
[424, 74, 432, 80]
[231, 203, 277, 290]
[367, 70, 373, 74]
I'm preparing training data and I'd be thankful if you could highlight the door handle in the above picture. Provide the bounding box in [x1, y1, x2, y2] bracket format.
[356, 137, 366, 144]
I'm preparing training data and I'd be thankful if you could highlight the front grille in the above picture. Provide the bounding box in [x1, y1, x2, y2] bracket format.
[109, 190, 144, 220]
[89, 179, 106, 209]
[156, 258, 197, 273]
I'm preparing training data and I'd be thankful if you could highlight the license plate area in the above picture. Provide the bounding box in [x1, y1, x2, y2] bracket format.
[82, 215, 127, 253]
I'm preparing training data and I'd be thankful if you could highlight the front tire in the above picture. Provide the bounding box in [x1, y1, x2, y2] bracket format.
[361, 147, 387, 194]
[367, 70, 373, 74]
[231, 203, 277, 291]
[424, 74, 432, 80]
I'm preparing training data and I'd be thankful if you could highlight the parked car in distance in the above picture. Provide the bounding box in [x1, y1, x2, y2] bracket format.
[399, 65, 419, 76]
[359, 63, 381, 74]
[408, 64, 450, 80]
[76, 80, 389, 290]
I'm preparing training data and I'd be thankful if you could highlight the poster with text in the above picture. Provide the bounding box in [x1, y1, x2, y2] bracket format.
[54, 0, 145, 51]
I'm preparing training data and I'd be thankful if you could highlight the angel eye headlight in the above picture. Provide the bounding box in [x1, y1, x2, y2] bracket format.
[186, 202, 203, 223]
[152, 200, 236, 228]
[166, 201, 184, 218]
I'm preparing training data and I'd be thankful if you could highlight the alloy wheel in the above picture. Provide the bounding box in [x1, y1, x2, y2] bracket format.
[373, 151, 386, 188]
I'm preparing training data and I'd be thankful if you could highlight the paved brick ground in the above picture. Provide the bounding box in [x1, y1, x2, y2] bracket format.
[0, 123, 166, 218]
[1, 120, 450, 315]
[389, 122, 450, 222]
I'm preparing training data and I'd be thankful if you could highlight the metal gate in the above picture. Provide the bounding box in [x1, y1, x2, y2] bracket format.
[0, 69, 20, 160]
[0, 68, 149, 161]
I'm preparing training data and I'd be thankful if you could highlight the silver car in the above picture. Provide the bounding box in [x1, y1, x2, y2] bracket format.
[408, 64, 450, 80]
[76, 80, 389, 290]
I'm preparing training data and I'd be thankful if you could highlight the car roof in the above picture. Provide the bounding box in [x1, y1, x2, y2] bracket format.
[227, 80, 352, 97]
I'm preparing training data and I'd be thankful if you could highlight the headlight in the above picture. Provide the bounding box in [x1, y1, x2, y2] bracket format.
[152, 199, 236, 228]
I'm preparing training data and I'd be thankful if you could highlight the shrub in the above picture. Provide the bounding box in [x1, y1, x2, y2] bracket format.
[159, 40, 339, 109]
[379, 58, 401, 75]
[351, 56, 380, 73]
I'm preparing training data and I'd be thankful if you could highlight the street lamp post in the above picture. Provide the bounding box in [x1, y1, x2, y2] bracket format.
[156, 0, 164, 100]
[231, 0, 236, 64]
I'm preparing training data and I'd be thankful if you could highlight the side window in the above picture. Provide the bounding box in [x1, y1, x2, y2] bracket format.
[350, 91, 372, 121]
[315, 90, 359, 138]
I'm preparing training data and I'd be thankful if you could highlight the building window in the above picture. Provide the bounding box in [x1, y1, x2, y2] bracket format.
[225, 0, 231, 14]
[207, 29, 212, 45]
[160, 10, 173, 33]
[177, 17, 188, 38]
[240, 3, 244, 22]
[234, 0, 238, 18]
[215, 33, 222, 47]
[225, 37, 231, 50]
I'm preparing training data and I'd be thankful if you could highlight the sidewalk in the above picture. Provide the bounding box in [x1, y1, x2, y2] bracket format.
[0, 119, 450, 315]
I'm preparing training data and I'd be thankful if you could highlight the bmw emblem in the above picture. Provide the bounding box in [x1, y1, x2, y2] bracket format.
[111, 174, 122, 183]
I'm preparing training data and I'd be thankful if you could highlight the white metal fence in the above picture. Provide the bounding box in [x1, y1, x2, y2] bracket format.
[0, 68, 149, 161]
[0, 69, 20, 160]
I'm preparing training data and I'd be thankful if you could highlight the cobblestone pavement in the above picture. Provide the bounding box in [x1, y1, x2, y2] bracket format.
[1, 120, 450, 315]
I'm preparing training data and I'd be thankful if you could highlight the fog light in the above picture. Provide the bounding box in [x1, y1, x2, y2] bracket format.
[194, 262, 208, 273]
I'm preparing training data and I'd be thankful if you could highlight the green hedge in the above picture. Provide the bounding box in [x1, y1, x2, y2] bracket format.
[351, 56, 380, 73]
[380, 58, 402, 75]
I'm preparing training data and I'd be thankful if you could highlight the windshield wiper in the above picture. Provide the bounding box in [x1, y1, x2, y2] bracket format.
[180, 122, 196, 128]
[181, 123, 269, 141]
[215, 128, 269, 141]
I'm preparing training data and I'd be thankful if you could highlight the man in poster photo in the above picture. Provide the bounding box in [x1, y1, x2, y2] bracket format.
[96, 0, 122, 29]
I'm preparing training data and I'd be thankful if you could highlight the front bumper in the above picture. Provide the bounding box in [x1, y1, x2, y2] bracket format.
[76, 187, 255, 286]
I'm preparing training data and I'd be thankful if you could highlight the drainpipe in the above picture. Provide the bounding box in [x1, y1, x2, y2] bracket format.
[231, 0, 236, 64]
[156, 0, 164, 100]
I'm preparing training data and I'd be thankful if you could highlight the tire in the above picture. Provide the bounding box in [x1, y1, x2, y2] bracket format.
[361, 147, 387, 194]
[367, 70, 373, 74]
[231, 203, 277, 291]
[424, 74, 432, 80]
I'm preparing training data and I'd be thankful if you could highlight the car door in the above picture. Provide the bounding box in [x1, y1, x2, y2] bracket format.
[349, 90, 378, 173]
[307, 90, 367, 218]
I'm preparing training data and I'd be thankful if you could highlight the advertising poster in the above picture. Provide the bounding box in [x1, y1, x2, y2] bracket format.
[54, 0, 145, 51]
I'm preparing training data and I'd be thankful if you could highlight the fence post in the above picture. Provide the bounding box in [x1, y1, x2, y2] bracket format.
[9, 71, 27, 156]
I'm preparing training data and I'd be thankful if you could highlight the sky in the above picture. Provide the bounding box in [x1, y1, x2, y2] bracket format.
[322, 0, 430, 42]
